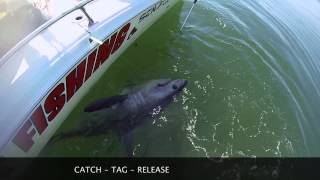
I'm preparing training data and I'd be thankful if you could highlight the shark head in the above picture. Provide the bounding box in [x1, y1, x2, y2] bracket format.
[140, 79, 188, 105]
[83, 79, 188, 113]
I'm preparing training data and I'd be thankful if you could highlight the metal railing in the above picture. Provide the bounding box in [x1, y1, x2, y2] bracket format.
[0, 0, 96, 66]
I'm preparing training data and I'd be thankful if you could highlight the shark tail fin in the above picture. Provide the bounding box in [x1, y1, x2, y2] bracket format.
[48, 127, 86, 145]
[48, 133, 65, 145]
[113, 129, 134, 158]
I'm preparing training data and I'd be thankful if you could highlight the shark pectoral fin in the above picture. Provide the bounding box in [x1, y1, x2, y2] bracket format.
[120, 131, 134, 157]
[84, 95, 128, 112]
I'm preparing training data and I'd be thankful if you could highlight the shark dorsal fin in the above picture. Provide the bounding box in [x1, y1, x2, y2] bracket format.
[84, 94, 128, 112]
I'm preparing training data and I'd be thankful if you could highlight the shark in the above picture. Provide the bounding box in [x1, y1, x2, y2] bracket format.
[50, 79, 188, 156]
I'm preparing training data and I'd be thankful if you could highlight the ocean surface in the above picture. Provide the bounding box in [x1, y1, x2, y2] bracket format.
[42, 0, 320, 157]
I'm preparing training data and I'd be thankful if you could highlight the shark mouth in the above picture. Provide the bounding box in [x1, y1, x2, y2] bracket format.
[172, 79, 188, 92]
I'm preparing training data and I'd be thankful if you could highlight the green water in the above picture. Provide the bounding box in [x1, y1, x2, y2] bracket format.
[42, 0, 320, 157]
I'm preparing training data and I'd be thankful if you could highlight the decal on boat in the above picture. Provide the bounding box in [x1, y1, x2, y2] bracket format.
[139, 0, 169, 23]
[127, 27, 138, 40]
[11, 22, 132, 152]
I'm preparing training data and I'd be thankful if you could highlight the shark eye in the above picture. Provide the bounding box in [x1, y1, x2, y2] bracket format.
[172, 84, 178, 90]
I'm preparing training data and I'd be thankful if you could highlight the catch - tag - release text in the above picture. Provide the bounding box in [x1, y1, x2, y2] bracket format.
[74, 165, 170, 174]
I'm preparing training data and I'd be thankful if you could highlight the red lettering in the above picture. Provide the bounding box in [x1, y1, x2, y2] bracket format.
[85, 49, 97, 81]
[111, 23, 131, 54]
[66, 60, 86, 101]
[44, 83, 65, 121]
[12, 120, 36, 152]
[30, 105, 48, 134]
[93, 33, 117, 72]
[11, 22, 135, 153]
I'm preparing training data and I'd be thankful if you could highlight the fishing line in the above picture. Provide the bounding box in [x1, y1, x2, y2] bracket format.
[180, 0, 198, 31]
